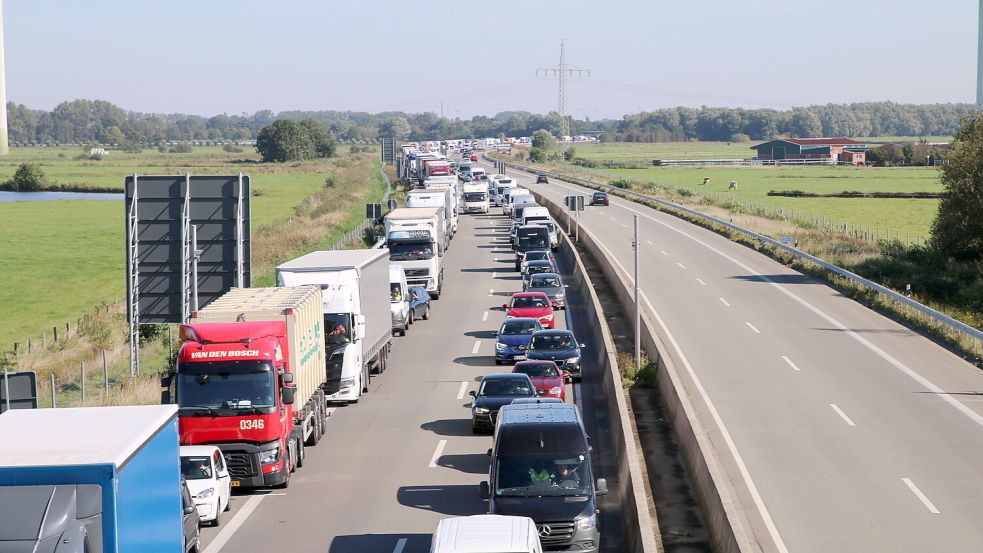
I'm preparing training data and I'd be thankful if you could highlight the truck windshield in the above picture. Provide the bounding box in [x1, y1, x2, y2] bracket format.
[388, 242, 435, 260]
[325, 313, 351, 347]
[517, 231, 549, 251]
[177, 361, 277, 413]
[495, 453, 593, 497]
[464, 192, 487, 202]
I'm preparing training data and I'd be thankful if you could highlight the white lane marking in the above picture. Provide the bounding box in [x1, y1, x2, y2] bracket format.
[457, 381, 469, 400]
[429, 440, 447, 468]
[393, 538, 408, 553]
[492, 272, 498, 279]
[781, 356, 801, 371]
[646, 240, 654, 245]
[696, 278, 707, 286]
[611, 199, 983, 431]
[902, 478, 941, 514]
[719, 297, 731, 307]
[676, 262, 687, 269]
[594, 241, 790, 553]
[488, 288, 494, 296]
[746, 322, 761, 334]
[201, 494, 268, 553]
[472, 341, 481, 354]
[829, 404, 857, 426]
[482, 311, 489, 322]
[661, 250, 669, 256]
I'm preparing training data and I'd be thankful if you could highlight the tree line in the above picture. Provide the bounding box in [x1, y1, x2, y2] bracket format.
[4, 99, 975, 147]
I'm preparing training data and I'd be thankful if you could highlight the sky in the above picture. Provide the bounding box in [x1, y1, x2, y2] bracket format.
[4, 0, 978, 119]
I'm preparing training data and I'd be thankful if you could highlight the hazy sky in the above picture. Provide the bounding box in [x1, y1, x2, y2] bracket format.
[5, 0, 978, 119]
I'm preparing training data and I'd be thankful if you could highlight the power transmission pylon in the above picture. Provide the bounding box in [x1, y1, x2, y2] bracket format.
[537, 39, 590, 139]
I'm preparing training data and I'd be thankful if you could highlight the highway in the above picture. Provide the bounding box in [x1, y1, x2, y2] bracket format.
[195, 206, 625, 552]
[481, 159, 983, 553]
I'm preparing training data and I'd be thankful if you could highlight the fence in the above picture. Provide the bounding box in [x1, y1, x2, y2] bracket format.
[494, 156, 983, 357]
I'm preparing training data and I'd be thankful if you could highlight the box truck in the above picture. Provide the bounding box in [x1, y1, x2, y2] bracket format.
[407, 188, 457, 237]
[384, 207, 445, 298]
[276, 250, 393, 404]
[164, 286, 327, 489]
[0, 405, 184, 553]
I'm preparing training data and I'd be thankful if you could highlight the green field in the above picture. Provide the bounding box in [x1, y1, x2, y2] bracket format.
[0, 146, 373, 347]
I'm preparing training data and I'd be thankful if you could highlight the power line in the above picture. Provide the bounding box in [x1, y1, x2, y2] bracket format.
[537, 39, 590, 137]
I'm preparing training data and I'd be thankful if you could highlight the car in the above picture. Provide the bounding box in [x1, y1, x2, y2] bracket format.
[526, 329, 585, 381]
[522, 260, 558, 288]
[590, 191, 609, 206]
[470, 154, 478, 161]
[520, 250, 556, 274]
[525, 272, 566, 309]
[510, 396, 564, 405]
[180, 445, 232, 526]
[536, 173, 549, 184]
[181, 479, 201, 552]
[409, 285, 431, 322]
[503, 292, 555, 329]
[512, 360, 570, 401]
[469, 373, 537, 432]
[494, 317, 543, 365]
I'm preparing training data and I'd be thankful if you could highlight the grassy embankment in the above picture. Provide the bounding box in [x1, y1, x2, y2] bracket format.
[1, 146, 386, 406]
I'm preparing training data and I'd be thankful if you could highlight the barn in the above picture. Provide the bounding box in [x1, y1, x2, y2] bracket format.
[751, 138, 869, 165]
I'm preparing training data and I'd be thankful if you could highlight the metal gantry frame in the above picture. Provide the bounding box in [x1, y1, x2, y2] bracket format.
[236, 173, 245, 288]
[127, 174, 141, 376]
[180, 174, 192, 323]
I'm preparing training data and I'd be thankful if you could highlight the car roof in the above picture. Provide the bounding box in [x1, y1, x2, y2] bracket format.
[531, 329, 574, 337]
[481, 373, 533, 382]
[511, 291, 549, 298]
[180, 445, 220, 457]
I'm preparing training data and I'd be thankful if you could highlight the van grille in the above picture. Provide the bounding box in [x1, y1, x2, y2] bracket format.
[536, 520, 576, 546]
[224, 452, 256, 479]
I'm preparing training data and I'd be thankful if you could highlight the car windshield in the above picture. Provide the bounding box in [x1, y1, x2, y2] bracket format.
[524, 251, 550, 262]
[479, 378, 535, 397]
[181, 456, 213, 480]
[531, 334, 577, 350]
[388, 242, 434, 261]
[501, 320, 542, 335]
[531, 276, 561, 288]
[325, 313, 351, 347]
[495, 453, 592, 497]
[512, 296, 550, 308]
[528, 265, 552, 275]
[515, 363, 560, 377]
[464, 192, 487, 201]
[177, 361, 276, 412]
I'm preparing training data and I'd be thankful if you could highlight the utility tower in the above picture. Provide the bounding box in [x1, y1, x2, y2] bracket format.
[0, 0, 8, 154]
[978, 0, 983, 110]
[537, 40, 590, 139]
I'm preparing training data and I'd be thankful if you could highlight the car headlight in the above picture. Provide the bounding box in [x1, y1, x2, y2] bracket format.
[340, 377, 355, 389]
[495, 342, 507, 351]
[542, 314, 554, 320]
[567, 357, 580, 364]
[197, 487, 215, 499]
[259, 447, 280, 465]
[576, 513, 597, 530]
[473, 406, 490, 414]
[555, 291, 565, 298]
[549, 386, 563, 395]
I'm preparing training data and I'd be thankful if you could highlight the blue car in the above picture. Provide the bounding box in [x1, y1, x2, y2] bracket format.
[408, 286, 431, 323]
[494, 317, 543, 365]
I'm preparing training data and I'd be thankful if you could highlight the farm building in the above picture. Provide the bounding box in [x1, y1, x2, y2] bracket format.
[751, 138, 869, 165]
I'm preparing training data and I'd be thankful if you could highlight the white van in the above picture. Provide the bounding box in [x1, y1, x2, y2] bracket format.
[470, 167, 487, 182]
[431, 515, 542, 553]
[389, 264, 410, 336]
[503, 187, 530, 215]
[520, 206, 551, 228]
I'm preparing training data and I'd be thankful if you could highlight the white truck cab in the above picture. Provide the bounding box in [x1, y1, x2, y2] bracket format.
[431, 515, 543, 553]
[462, 182, 490, 214]
[389, 264, 410, 336]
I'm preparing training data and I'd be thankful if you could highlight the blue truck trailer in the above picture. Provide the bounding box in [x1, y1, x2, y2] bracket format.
[0, 405, 184, 553]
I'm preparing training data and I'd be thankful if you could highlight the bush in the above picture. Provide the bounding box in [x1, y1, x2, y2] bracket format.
[608, 178, 633, 189]
[324, 175, 336, 188]
[9, 163, 46, 191]
[730, 133, 751, 143]
[171, 143, 193, 154]
[222, 144, 243, 153]
[563, 147, 576, 161]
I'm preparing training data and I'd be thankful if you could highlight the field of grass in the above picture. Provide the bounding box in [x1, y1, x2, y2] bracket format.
[0, 146, 381, 348]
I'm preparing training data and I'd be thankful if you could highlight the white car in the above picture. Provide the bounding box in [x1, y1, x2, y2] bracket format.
[180, 445, 232, 526]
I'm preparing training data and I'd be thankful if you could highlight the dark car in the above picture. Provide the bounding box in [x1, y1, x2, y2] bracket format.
[525, 272, 566, 309]
[495, 317, 543, 365]
[181, 479, 201, 553]
[536, 173, 549, 184]
[526, 329, 585, 381]
[590, 191, 609, 206]
[470, 373, 537, 432]
[522, 260, 558, 288]
[520, 250, 556, 273]
[408, 286, 431, 322]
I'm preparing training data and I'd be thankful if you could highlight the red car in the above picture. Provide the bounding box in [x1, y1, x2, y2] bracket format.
[470, 154, 478, 161]
[503, 292, 555, 329]
[513, 360, 569, 401]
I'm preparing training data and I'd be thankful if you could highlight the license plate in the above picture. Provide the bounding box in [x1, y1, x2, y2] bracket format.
[230, 480, 241, 487]
[513, 355, 526, 361]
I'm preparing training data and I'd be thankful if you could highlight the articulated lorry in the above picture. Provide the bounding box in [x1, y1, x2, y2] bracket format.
[0, 405, 184, 553]
[407, 188, 457, 238]
[384, 207, 446, 298]
[165, 286, 327, 489]
[277, 249, 393, 403]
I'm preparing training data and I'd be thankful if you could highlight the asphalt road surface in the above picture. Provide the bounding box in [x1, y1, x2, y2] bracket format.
[197, 205, 623, 553]
[482, 159, 983, 553]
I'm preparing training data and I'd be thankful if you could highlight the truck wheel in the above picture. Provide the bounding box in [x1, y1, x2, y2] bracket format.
[296, 437, 305, 468]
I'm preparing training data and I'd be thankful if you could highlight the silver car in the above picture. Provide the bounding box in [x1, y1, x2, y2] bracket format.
[523, 272, 566, 309]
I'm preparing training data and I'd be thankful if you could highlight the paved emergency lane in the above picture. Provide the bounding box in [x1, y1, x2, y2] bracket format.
[482, 159, 983, 553]
[198, 202, 611, 553]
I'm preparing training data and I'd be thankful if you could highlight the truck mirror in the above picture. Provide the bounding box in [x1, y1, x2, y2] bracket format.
[160, 390, 171, 404]
[486, 448, 492, 457]
[281, 386, 297, 405]
[469, 390, 477, 397]
[282, 373, 295, 384]
[479, 481, 490, 499]
[595, 478, 609, 496]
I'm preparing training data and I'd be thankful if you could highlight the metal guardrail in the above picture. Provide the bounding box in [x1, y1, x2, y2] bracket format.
[490, 155, 983, 354]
